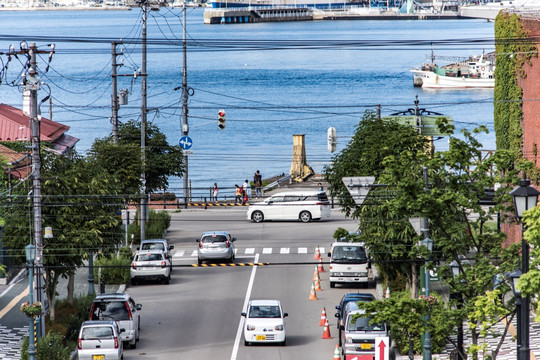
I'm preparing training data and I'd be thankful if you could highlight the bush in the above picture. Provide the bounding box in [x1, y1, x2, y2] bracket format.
[20, 332, 71, 360]
[150, 192, 177, 201]
[94, 249, 131, 285]
[128, 209, 171, 243]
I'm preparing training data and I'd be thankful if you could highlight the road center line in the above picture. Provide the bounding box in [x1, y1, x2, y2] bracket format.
[230, 253, 259, 360]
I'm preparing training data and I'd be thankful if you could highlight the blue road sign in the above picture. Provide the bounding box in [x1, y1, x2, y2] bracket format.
[179, 136, 193, 150]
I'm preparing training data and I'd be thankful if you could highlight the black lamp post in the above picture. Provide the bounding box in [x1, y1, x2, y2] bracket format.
[449, 260, 464, 360]
[509, 178, 539, 360]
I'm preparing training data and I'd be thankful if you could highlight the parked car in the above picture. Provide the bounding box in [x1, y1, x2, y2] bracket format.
[196, 231, 236, 265]
[130, 250, 171, 285]
[241, 299, 288, 346]
[335, 293, 376, 346]
[247, 190, 331, 223]
[89, 293, 142, 349]
[77, 320, 124, 360]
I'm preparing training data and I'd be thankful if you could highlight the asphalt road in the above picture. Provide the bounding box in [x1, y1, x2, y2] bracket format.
[122, 208, 378, 360]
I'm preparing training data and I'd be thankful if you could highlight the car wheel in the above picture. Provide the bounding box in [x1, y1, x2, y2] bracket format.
[130, 340, 137, 349]
[330, 281, 335, 288]
[299, 211, 312, 223]
[251, 211, 264, 223]
[163, 277, 170, 285]
[244, 340, 250, 346]
[130, 279, 137, 286]
[281, 339, 286, 346]
[197, 258, 203, 265]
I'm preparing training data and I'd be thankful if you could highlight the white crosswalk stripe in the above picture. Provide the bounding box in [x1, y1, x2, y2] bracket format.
[298, 247, 307, 254]
[171, 247, 326, 258]
[280, 248, 290, 254]
[245, 248, 255, 254]
[262, 248, 272, 254]
[173, 250, 185, 258]
[191, 250, 198, 257]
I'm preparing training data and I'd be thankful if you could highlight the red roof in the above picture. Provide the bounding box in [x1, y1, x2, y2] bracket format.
[0, 103, 71, 142]
[0, 103, 78, 154]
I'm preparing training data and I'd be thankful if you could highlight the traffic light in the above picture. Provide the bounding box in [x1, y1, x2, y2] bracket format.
[327, 127, 336, 153]
[218, 110, 226, 129]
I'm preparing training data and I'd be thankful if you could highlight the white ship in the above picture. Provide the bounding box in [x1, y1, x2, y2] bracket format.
[410, 51, 495, 89]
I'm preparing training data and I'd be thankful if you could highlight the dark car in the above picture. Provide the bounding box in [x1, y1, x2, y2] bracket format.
[335, 293, 375, 346]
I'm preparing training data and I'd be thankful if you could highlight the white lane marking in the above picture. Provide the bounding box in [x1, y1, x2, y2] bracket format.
[298, 247, 307, 254]
[173, 250, 185, 258]
[262, 248, 272, 254]
[245, 248, 255, 254]
[280, 248, 290, 254]
[191, 250, 198, 257]
[231, 253, 259, 360]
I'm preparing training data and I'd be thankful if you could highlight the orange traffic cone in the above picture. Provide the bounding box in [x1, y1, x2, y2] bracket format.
[314, 246, 321, 260]
[318, 257, 325, 273]
[322, 319, 332, 339]
[319, 307, 327, 326]
[315, 276, 322, 291]
[309, 282, 318, 300]
[333, 343, 340, 359]
[313, 266, 319, 282]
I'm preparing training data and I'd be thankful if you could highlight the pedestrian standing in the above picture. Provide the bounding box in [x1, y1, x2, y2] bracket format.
[318, 183, 324, 192]
[254, 170, 263, 198]
[234, 184, 242, 204]
[242, 180, 249, 204]
[213, 183, 219, 202]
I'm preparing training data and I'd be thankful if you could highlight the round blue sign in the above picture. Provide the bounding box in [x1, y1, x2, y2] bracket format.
[179, 136, 193, 150]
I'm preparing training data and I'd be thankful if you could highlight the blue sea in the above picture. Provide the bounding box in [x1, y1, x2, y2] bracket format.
[0, 8, 495, 197]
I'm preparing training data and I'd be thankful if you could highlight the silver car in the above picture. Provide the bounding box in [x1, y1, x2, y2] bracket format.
[197, 231, 236, 265]
[77, 320, 124, 360]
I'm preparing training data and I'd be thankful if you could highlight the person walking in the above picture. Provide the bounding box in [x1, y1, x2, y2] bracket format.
[213, 183, 219, 202]
[254, 170, 263, 198]
[234, 184, 242, 204]
[242, 180, 249, 205]
[318, 183, 324, 192]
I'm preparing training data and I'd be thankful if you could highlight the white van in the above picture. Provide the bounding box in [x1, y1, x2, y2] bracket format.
[247, 190, 331, 223]
[328, 241, 370, 288]
[342, 309, 392, 360]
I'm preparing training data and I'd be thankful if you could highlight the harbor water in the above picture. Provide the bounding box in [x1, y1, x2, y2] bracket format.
[0, 8, 495, 196]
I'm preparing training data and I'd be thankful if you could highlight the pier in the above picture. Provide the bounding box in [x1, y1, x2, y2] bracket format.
[204, 7, 312, 24]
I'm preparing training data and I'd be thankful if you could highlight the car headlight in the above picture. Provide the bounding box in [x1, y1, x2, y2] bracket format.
[246, 324, 255, 331]
[274, 325, 284, 331]
[346, 336, 353, 344]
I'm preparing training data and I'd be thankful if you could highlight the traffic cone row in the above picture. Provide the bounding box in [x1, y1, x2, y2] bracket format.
[309, 282, 318, 300]
[322, 319, 332, 339]
[333, 344, 340, 359]
[319, 307, 327, 326]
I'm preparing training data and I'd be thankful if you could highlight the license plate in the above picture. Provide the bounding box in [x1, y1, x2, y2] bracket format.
[256, 335, 266, 340]
[361, 343, 372, 349]
[93, 356, 105, 360]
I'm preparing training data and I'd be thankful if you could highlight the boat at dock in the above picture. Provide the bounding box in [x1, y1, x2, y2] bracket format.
[410, 51, 495, 89]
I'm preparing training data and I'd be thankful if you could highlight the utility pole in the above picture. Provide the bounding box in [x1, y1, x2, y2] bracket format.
[140, 1, 148, 242]
[422, 166, 432, 360]
[27, 42, 45, 339]
[111, 41, 120, 144]
[181, 2, 189, 203]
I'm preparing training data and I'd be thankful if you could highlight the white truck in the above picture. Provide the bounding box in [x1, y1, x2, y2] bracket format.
[328, 241, 371, 288]
[342, 309, 393, 360]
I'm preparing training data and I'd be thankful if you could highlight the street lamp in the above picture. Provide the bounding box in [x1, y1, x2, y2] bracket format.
[509, 178, 539, 360]
[449, 260, 464, 360]
[422, 237, 433, 360]
[25, 244, 37, 360]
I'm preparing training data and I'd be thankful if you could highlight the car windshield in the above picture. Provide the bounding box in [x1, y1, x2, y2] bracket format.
[82, 326, 114, 340]
[249, 305, 281, 318]
[137, 253, 163, 261]
[91, 301, 129, 321]
[201, 235, 227, 243]
[332, 245, 367, 263]
[347, 315, 385, 332]
[141, 243, 165, 251]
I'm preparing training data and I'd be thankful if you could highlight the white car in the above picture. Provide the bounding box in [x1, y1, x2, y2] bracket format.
[241, 300, 288, 346]
[247, 190, 331, 223]
[77, 320, 124, 360]
[130, 250, 171, 285]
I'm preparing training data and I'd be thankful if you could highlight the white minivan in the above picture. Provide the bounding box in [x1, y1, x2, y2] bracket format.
[247, 190, 331, 223]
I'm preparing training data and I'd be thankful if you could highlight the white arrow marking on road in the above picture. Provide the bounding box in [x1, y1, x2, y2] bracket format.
[298, 247, 307, 254]
[262, 248, 272, 254]
[231, 253, 259, 360]
[245, 248, 255, 254]
[280, 248, 290, 254]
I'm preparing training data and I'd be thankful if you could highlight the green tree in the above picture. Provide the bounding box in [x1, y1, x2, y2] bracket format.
[89, 119, 184, 194]
[2, 153, 124, 321]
